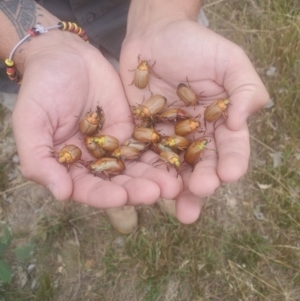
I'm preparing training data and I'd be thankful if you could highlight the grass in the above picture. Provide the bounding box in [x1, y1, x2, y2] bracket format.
[1, 0, 300, 300]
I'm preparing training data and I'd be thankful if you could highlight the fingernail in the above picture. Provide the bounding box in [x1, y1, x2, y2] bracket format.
[47, 183, 59, 199]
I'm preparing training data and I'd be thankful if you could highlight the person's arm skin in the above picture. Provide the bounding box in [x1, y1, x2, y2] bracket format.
[0, 0, 183, 208]
[120, 0, 270, 222]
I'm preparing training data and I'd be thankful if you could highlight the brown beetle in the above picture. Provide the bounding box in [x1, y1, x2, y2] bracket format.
[85, 136, 97, 150]
[176, 83, 199, 107]
[155, 107, 192, 123]
[129, 55, 159, 89]
[86, 158, 125, 179]
[153, 151, 181, 175]
[50, 144, 82, 171]
[184, 138, 215, 168]
[84, 137, 107, 158]
[174, 118, 203, 136]
[136, 119, 156, 129]
[131, 94, 167, 120]
[151, 143, 173, 155]
[88, 135, 119, 152]
[122, 138, 148, 151]
[161, 135, 190, 152]
[78, 106, 105, 135]
[176, 77, 204, 107]
[133, 126, 161, 144]
[111, 146, 141, 161]
[204, 99, 230, 123]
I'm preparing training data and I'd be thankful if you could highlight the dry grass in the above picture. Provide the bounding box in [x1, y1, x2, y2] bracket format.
[1, 0, 300, 300]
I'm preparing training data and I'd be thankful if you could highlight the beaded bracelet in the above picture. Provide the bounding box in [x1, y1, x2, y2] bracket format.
[5, 21, 89, 84]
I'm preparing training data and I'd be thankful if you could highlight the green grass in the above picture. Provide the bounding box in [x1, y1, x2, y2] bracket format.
[1, 0, 300, 300]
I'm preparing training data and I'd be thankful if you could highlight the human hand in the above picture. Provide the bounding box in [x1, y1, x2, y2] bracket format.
[11, 31, 182, 209]
[119, 5, 269, 223]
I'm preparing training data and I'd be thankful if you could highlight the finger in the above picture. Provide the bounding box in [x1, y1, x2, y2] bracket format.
[12, 101, 75, 201]
[176, 190, 203, 224]
[187, 139, 221, 197]
[111, 175, 160, 205]
[215, 122, 250, 183]
[224, 46, 270, 130]
[125, 151, 183, 199]
[70, 168, 128, 208]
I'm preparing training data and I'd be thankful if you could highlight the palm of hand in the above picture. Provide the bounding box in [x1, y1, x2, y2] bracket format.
[12, 48, 181, 208]
[120, 20, 253, 221]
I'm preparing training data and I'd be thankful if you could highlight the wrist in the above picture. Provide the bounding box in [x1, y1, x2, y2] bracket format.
[0, 1, 59, 71]
[1, 1, 89, 79]
[126, 0, 202, 38]
[23, 25, 88, 73]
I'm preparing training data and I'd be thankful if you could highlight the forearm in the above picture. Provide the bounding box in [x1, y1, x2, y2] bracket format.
[0, 0, 76, 74]
[126, 0, 202, 37]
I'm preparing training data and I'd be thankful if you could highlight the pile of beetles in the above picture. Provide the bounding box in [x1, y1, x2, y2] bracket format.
[51, 56, 230, 179]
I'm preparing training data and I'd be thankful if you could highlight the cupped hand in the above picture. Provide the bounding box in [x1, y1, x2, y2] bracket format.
[120, 19, 269, 222]
[12, 39, 182, 209]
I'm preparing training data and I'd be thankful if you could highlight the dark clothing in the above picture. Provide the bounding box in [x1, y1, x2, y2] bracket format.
[0, 0, 130, 93]
[39, 0, 130, 58]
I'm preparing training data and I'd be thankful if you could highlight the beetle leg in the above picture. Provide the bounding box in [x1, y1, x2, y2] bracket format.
[153, 160, 174, 173]
[206, 148, 217, 153]
[102, 171, 112, 181]
[153, 159, 170, 170]
[196, 128, 206, 136]
[197, 91, 205, 99]
[137, 54, 142, 64]
[148, 83, 153, 96]
[149, 60, 156, 69]
[186, 76, 191, 89]
[204, 119, 208, 132]
[48, 146, 60, 155]
[191, 156, 204, 171]
[128, 79, 134, 86]
[152, 158, 163, 167]
[74, 163, 83, 169]
[167, 100, 179, 108]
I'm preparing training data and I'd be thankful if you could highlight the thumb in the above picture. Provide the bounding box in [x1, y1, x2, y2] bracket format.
[12, 98, 73, 201]
[223, 47, 270, 130]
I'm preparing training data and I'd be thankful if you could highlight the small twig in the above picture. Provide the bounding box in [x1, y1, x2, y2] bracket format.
[228, 260, 253, 300]
[232, 243, 298, 271]
[203, 0, 226, 9]
[68, 210, 103, 223]
[262, 169, 292, 195]
[273, 245, 300, 251]
[71, 226, 80, 247]
[247, 0, 260, 11]
[71, 251, 81, 300]
[250, 135, 284, 157]
[229, 260, 283, 295]
[0, 181, 34, 195]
